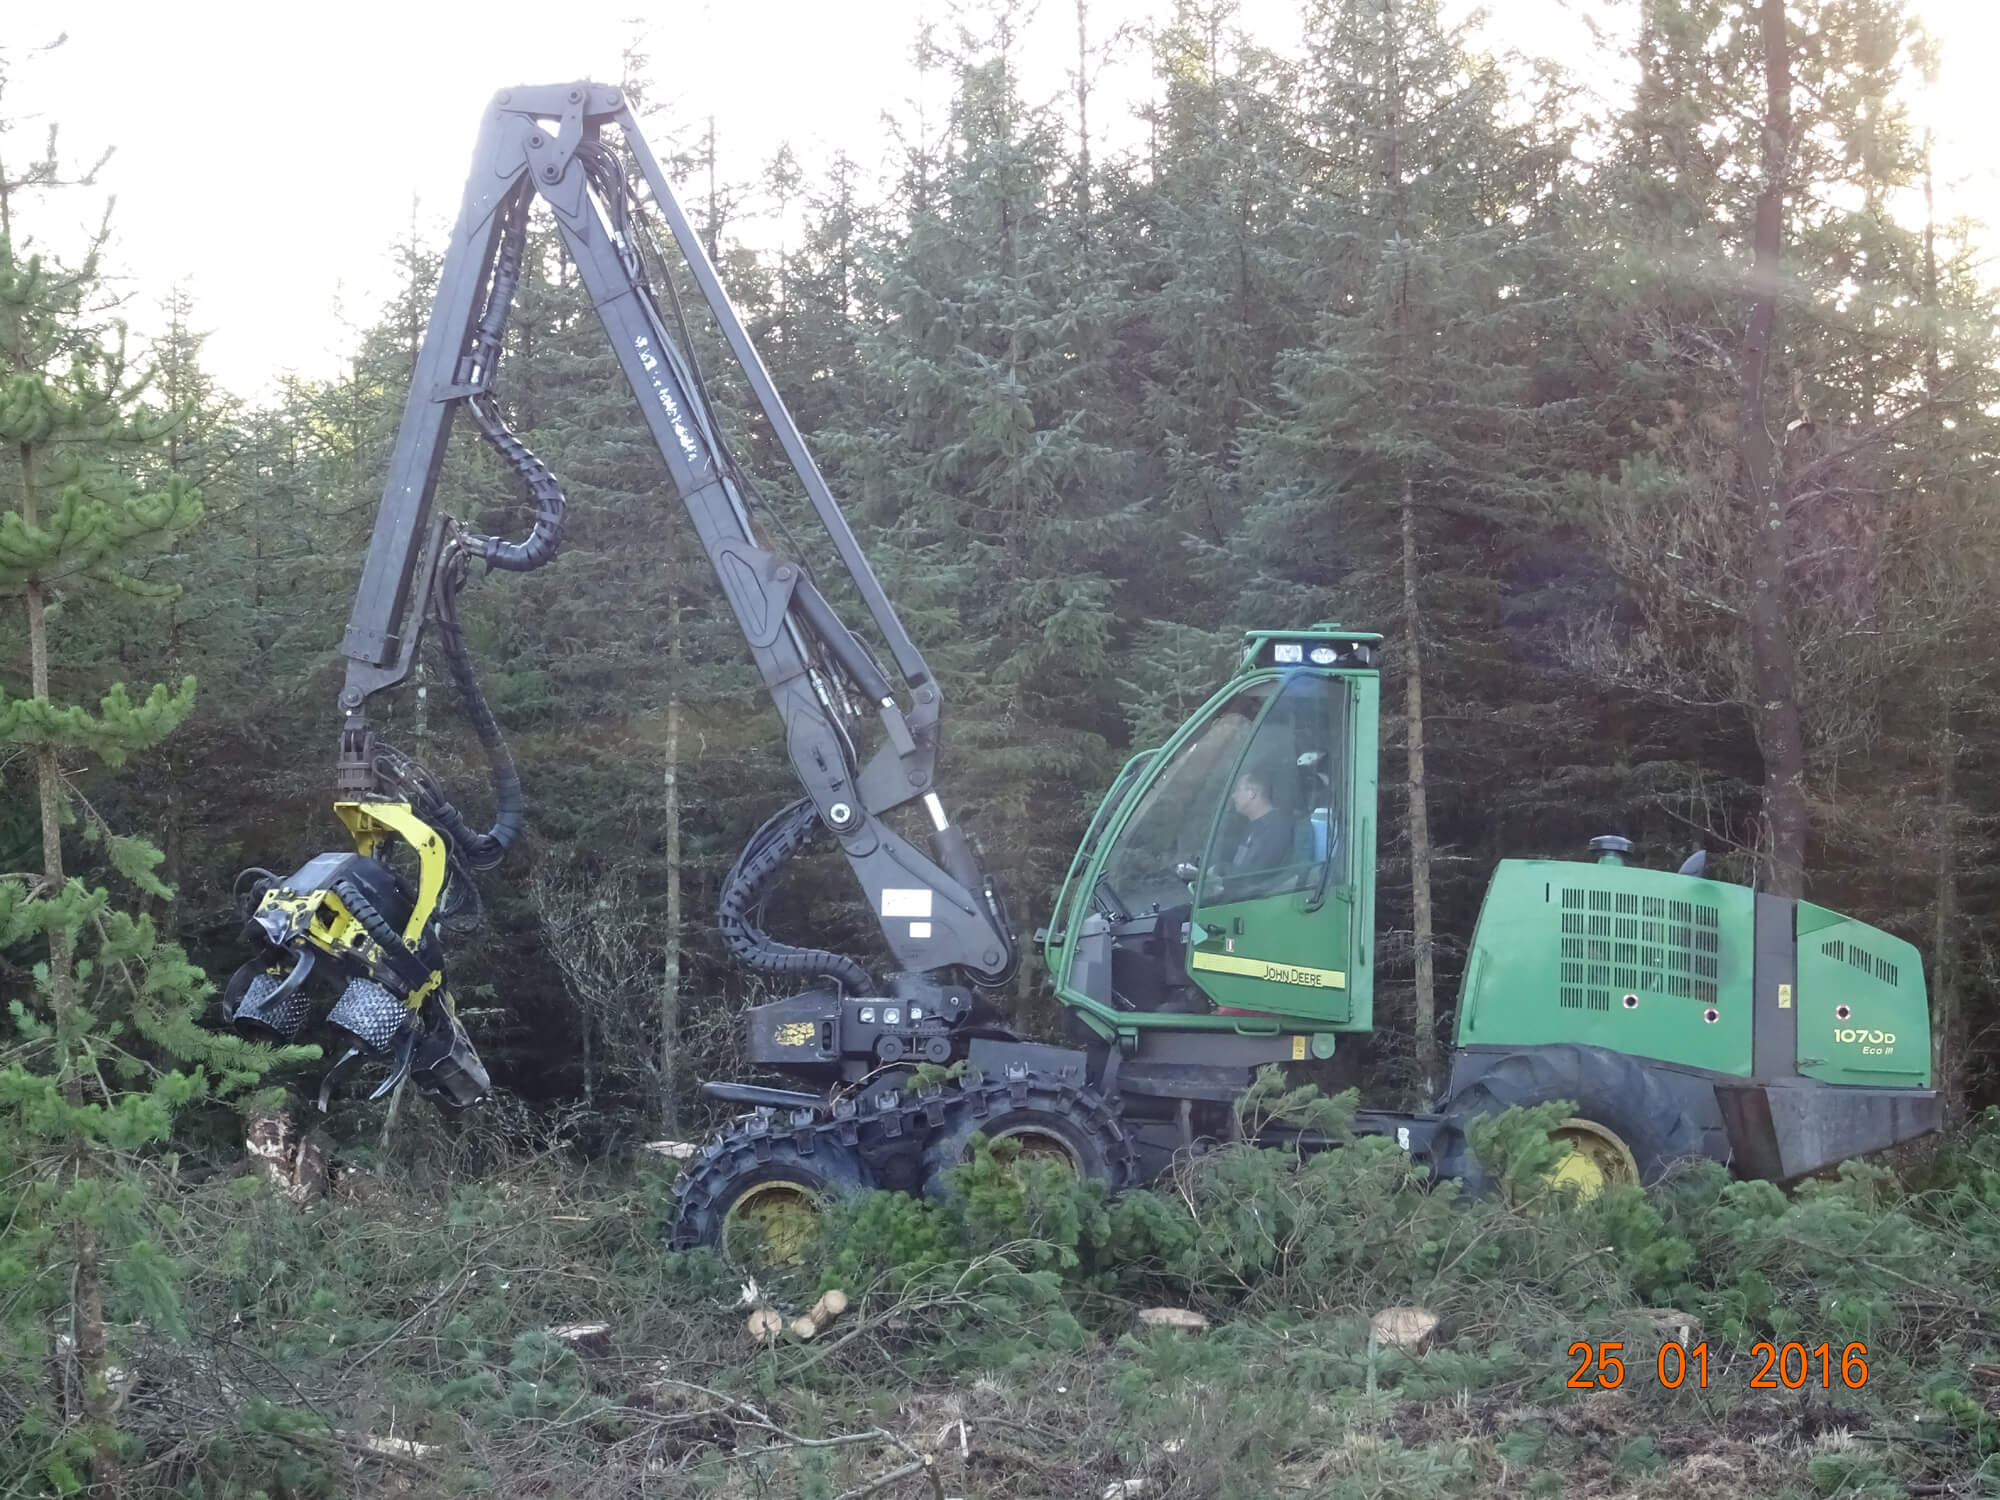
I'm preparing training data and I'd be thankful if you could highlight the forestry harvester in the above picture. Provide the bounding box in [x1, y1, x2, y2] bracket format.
[220, 83, 1939, 1258]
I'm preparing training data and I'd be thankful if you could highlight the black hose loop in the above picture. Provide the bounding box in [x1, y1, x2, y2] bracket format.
[456, 180, 567, 573]
[415, 541, 523, 869]
[718, 798, 874, 994]
[333, 878, 413, 961]
[460, 396, 567, 572]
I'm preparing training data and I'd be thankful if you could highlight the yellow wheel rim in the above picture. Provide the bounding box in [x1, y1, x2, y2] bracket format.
[1546, 1117, 1639, 1198]
[721, 1179, 821, 1266]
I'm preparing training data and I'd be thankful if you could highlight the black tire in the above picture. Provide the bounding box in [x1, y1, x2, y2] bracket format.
[1435, 1044, 1708, 1193]
[919, 1073, 1138, 1199]
[669, 1114, 868, 1257]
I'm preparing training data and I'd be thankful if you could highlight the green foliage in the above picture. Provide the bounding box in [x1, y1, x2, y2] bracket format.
[1464, 1099, 1578, 1205]
[1233, 1064, 1360, 1140]
[4, 0, 1997, 1489]
[0, 182, 292, 1489]
[818, 1134, 1119, 1293]
[819, 1185, 967, 1294]
[0, 1100, 1995, 1496]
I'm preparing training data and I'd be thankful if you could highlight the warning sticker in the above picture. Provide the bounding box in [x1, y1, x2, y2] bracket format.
[882, 888, 933, 918]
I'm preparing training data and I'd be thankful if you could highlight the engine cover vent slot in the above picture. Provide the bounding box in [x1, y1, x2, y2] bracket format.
[1821, 938, 1898, 988]
[1560, 886, 1719, 1011]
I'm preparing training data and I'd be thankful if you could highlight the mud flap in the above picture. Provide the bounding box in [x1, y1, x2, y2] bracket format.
[1716, 1081, 1940, 1182]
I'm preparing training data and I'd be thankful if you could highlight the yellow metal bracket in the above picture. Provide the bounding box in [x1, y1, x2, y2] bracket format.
[334, 800, 449, 950]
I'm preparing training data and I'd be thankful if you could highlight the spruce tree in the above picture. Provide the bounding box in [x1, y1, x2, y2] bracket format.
[1231, 0, 1560, 1091]
[832, 3, 1143, 985]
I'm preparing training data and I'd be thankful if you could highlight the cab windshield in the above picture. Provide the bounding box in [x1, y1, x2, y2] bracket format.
[1097, 681, 1279, 916]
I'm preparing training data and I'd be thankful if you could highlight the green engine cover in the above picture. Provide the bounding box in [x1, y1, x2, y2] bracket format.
[1456, 860, 1931, 1087]
[1456, 860, 1755, 1073]
[1793, 902, 1928, 1087]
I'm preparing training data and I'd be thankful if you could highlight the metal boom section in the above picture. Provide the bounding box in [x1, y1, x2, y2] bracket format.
[334, 82, 1015, 986]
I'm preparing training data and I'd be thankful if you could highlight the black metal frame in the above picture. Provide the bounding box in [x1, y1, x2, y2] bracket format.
[332, 82, 1014, 983]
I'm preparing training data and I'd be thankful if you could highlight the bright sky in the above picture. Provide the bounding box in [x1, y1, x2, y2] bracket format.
[2, 0, 1994, 400]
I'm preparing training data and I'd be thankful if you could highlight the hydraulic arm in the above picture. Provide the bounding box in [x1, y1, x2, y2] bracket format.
[226, 82, 1015, 1107]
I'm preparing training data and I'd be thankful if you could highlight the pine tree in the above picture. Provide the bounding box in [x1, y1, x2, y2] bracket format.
[0, 126, 293, 1488]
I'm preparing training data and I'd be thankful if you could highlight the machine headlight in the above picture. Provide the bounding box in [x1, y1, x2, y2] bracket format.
[1309, 646, 1338, 665]
[1273, 642, 1304, 664]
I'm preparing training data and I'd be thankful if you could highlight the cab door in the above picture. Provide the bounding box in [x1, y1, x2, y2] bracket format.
[1186, 672, 1353, 1022]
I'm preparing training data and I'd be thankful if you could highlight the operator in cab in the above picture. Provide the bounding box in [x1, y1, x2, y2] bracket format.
[1211, 765, 1300, 899]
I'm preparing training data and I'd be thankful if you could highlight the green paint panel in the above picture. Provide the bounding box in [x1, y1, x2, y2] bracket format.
[1794, 903, 1929, 1087]
[1456, 860, 1755, 1074]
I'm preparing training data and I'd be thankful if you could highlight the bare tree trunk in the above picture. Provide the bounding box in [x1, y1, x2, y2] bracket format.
[1921, 135, 1962, 1119]
[660, 588, 683, 1133]
[1932, 695, 1960, 1115]
[1380, 0, 1436, 1091]
[703, 116, 721, 263]
[1401, 484, 1437, 1092]
[20, 442, 120, 1485]
[1740, 0, 1806, 899]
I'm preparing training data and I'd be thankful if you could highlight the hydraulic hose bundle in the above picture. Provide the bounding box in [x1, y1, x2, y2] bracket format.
[402, 543, 525, 873]
[374, 180, 564, 875]
[457, 185, 568, 574]
[719, 797, 875, 994]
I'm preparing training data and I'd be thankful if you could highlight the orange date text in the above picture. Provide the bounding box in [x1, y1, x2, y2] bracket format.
[1566, 1340, 1869, 1390]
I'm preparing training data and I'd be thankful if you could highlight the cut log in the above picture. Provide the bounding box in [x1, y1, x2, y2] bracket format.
[643, 1140, 700, 1160]
[246, 1114, 290, 1179]
[244, 1114, 329, 1206]
[1644, 1308, 1701, 1348]
[1370, 1306, 1441, 1352]
[746, 1308, 784, 1344]
[1136, 1307, 1209, 1334]
[549, 1322, 613, 1357]
[290, 1130, 329, 1204]
[789, 1288, 849, 1341]
[344, 1432, 438, 1459]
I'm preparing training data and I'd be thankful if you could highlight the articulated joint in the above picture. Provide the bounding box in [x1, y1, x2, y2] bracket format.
[336, 716, 376, 799]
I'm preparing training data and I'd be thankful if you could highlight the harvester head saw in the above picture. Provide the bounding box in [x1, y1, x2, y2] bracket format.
[224, 800, 491, 1113]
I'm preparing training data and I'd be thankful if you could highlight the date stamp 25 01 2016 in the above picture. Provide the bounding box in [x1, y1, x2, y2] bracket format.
[1567, 1340, 1870, 1391]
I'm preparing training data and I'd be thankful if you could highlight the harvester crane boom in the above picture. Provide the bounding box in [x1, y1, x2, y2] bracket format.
[225, 82, 1014, 1112]
[335, 81, 1014, 985]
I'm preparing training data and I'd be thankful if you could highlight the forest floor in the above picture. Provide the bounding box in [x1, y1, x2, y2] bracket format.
[27, 1086, 2000, 1499]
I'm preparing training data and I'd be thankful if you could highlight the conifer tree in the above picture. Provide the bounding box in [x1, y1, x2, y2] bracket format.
[833, 2, 1143, 966]
[1572, 0, 1966, 890]
[0, 110, 290, 1489]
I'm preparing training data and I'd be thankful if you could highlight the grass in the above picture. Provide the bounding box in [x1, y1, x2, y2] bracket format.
[9, 1090, 2000, 1497]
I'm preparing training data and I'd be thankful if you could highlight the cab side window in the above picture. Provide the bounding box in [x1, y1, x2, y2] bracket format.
[1199, 673, 1347, 904]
